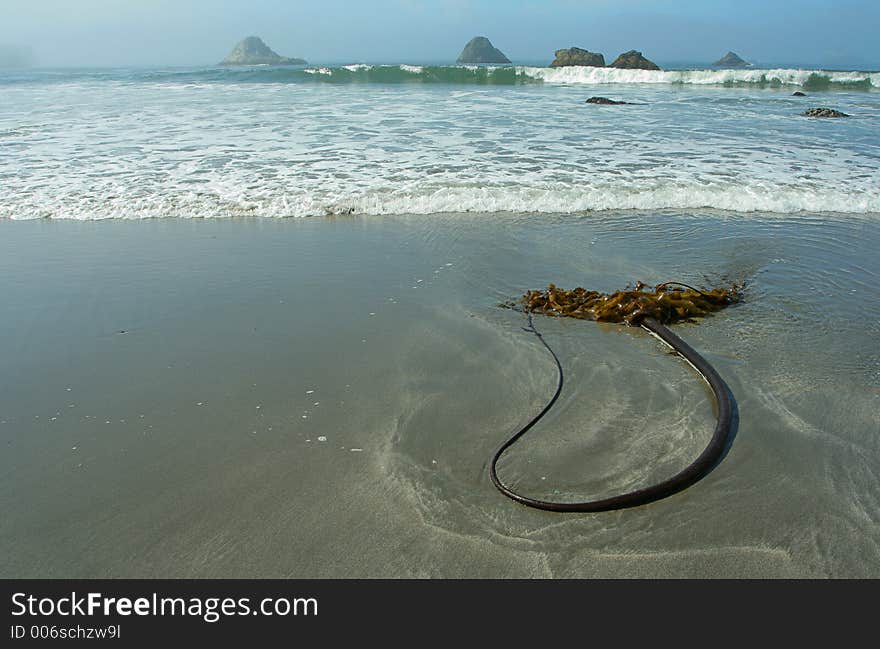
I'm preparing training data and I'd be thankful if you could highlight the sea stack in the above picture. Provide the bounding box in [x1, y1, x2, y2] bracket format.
[713, 51, 750, 67]
[456, 37, 511, 64]
[220, 36, 307, 66]
[550, 47, 605, 67]
[609, 50, 660, 70]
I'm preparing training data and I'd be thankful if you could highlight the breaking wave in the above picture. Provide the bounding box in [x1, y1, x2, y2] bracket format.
[182, 64, 880, 89]
[8, 65, 877, 90]
[219, 64, 880, 90]
[5, 183, 880, 220]
[522, 66, 880, 90]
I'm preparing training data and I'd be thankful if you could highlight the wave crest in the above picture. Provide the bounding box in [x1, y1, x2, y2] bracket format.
[4, 65, 879, 89]
[519, 66, 880, 89]
[194, 64, 880, 89]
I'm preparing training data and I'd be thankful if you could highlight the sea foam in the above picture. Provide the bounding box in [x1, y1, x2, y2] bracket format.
[2, 65, 878, 220]
[519, 66, 880, 90]
[5, 183, 879, 220]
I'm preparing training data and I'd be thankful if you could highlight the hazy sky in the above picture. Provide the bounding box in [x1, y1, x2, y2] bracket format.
[2, 0, 879, 68]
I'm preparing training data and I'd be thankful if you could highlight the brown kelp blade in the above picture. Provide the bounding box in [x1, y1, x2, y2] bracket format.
[517, 282, 741, 325]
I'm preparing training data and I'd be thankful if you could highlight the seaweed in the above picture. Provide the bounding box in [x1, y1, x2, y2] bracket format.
[510, 281, 742, 326]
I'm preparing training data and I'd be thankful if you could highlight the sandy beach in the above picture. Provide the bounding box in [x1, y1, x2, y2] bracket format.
[1, 212, 877, 578]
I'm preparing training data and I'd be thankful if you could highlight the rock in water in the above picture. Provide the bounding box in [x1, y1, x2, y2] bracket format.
[221, 36, 307, 66]
[550, 47, 605, 67]
[586, 97, 635, 105]
[793, 91, 807, 97]
[802, 108, 849, 118]
[713, 51, 750, 67]
[609, 50, 660, 70]
[456, 37, 511, 64]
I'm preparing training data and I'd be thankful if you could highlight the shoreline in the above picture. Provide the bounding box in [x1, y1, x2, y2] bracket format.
[5, 206, 880, 222]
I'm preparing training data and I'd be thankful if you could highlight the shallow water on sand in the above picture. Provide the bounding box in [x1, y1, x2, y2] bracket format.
[1, 212, 878, 577]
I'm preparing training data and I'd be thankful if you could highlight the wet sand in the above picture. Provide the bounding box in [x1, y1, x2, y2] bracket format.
[1, 212, 878, 578]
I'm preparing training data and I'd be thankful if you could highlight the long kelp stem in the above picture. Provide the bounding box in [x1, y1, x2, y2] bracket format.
[490, 311, 735, 513]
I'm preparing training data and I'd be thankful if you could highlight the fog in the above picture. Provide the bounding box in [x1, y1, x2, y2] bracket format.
[1, 0, 879, 68]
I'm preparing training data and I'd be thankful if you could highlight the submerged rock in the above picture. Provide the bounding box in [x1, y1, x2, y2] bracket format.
[713, 51, 750, 67]
[550, 47, 605, 67]
[793, 91, 807, 97]
[456, 37, 511, 64]
[221, 36, 306, 66]
[609, 50, 660, 70]
[586, 96, 636, 105]
[802, 108, 849, 118]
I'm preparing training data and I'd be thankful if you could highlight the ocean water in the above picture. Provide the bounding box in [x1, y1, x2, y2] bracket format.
[1, 64, 879, 219]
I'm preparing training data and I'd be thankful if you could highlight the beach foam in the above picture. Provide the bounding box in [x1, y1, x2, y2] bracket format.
[6, 183, 878, 220]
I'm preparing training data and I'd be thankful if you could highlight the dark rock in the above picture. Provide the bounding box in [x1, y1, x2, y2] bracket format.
[586, 97, 636, 105]
[609, 50, 660, 70]
[221, 36, 306, 66]
[551, 47, 605, 67]
[802, 108, 849, 118]
[793, 91, 807, 97]
[713, 51, 750, 67]
[456, 37, 511, 64]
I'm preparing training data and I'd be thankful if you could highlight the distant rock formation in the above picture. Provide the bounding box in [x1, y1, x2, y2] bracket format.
[713, 51, 750, 67]
[585, 97, 636, 105]
[456, 37, 511, 64]
[609, 50, 660, 70]
[551, 47, 605, 67]
[221, 36, 306, 66]
[802, 108, 849, 118]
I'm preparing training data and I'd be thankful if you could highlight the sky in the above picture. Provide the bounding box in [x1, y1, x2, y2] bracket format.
[1, 0, 879, 68]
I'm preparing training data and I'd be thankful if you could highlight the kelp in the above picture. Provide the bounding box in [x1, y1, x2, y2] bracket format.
[514, 281, 741, 326]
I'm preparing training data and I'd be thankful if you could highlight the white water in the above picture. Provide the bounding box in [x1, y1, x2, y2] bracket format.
[520, 65, 880, 88]
[2, 67, 879, 219]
